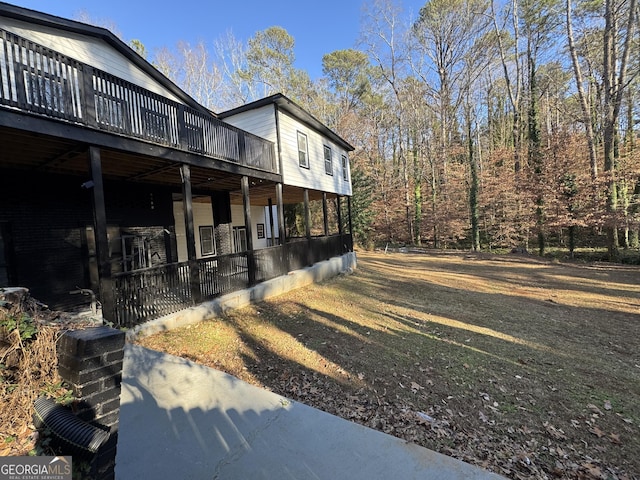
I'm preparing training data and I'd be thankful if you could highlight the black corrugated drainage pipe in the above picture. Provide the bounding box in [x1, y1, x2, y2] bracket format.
[33, 397, 109, 456]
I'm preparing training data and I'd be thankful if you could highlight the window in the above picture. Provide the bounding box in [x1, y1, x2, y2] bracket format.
[341, 155, 348, 181]
[297, 131, 309, 168]
[324, 145, 333, 175]
[199, 226, 215, 256]
[233, 226, 247, 253]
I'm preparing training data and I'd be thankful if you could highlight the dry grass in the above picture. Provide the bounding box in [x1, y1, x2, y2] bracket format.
[139, 250, 640, 479]
[0, 323, 66, 456]
[0, 292, 82, 457]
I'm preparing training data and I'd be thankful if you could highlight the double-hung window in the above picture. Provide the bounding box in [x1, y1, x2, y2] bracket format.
[297, 131, 309, 168]
[199, 226, 215, 256]
[341, 155, 348, 181]
[324, 145, 333, 175]
[233, 226, 248, 253]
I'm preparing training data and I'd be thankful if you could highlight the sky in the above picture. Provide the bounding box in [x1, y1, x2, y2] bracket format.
[10, 0, 424, 80]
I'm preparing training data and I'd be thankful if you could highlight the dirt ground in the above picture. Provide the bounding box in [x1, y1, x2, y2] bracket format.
[139, 250, 640, 479]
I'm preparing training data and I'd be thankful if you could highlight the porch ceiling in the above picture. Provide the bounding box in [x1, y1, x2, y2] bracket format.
[1, 125, 335, 207]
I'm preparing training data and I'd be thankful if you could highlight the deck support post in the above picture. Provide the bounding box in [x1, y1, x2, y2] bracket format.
[336, 196, 343, 235]
[303, 189, 312, 266]
[88, 146, 116, 323]
[347, 196, 354, 252]
[322, 192, 329, 237]
[241, 176, 256, 285]
[181, 164, 201, 304]
[276, 183, 288, 273]
[267, 198, 275, 247]
[336, 196, 344, 254]
[276, 183, 285, 245]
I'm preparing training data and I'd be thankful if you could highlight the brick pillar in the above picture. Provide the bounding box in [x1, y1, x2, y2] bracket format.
[215, 223, 232, 254]
[57, 326, 126, 480]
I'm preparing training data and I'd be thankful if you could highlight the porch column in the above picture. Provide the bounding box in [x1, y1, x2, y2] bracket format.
[241, 176, 256, 285]
[303, 189, 312, 266]
[88, 147, 116, 323]
[347, 196, 354, 235]
[181, 164, 201, 304]
[267, 198, 275, 247]
[303, 189, 311, 240]
[276, 183, 285, 245]
[337, 196, 346, 254]
[322, 192, 329, 237]
[276, 183, 288, 274]
[336, 196, 343, 235]
[347, 196, 354, 252]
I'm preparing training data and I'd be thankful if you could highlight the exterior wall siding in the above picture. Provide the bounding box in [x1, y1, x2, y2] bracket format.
[222, 107, 352, 196]
[173, 201, 216, 261]
[220, 105, 277, 143]
[0, 17, 182, 102]
[278, 111, 351, 196]
[173, 201, 269, 262]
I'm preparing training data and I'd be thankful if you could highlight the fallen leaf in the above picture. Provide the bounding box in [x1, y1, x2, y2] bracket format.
[479, 410, 488, 423]
[357, 372, 365, 380]
[589, 426, 605, 438]
[544, 422, 567, 440]
[410, 381, 424, 392]
[587, 404, 604, 416]
[609, 433, 621, 444]
[604, 400, 612, 410]
[581, 462, 605, 479]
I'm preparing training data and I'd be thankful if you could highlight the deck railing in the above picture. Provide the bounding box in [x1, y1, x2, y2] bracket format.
[112, 234, 352, 327]
[0, 29, 276, 173]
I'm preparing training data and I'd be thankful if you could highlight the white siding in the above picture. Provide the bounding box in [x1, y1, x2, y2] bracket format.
[230, 205, 270, 250]
[278, 111, 352, 196]
[0, 17, 182, 102]
[173, 201, 271, 260]
[172, 202, 216, 262]
[223, 106, 352, 196]
[221, 105, 277, 143]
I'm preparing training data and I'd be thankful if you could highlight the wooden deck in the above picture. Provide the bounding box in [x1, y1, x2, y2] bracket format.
[0, 29, 276, 174]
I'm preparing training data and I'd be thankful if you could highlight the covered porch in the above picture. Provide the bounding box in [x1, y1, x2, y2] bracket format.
[0, 27, 353, 327]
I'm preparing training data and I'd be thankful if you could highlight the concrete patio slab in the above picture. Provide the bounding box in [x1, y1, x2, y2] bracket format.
[116, 344, 506, 480]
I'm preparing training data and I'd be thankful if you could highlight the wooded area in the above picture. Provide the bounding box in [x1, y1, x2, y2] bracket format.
[120, 0, 639, 259]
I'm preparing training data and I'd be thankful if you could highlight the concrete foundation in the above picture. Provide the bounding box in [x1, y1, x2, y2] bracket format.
[127, 251, 357, 340]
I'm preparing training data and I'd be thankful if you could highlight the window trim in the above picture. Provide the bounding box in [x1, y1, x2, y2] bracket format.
[232, 226, 248, 253]
[297, 131, 309, 169]
[324, 145, 333, 176]
[341, 154, 348, 181]
[199, 225, 216, 256]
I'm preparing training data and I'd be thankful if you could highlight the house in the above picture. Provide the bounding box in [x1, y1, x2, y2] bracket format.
[0, 2, 355, 327]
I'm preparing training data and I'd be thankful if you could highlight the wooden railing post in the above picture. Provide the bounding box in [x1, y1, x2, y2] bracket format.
[11, 38, 27, 109]
[176, 103, 187, 148]
[82, 65, 96, 127]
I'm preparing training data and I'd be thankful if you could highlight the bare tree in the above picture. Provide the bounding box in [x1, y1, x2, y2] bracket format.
[360, 0, 415, 243]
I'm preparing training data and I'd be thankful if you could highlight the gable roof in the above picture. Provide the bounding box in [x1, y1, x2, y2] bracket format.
[0, 1, 211, 115]
[218, 93, 355, 152]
